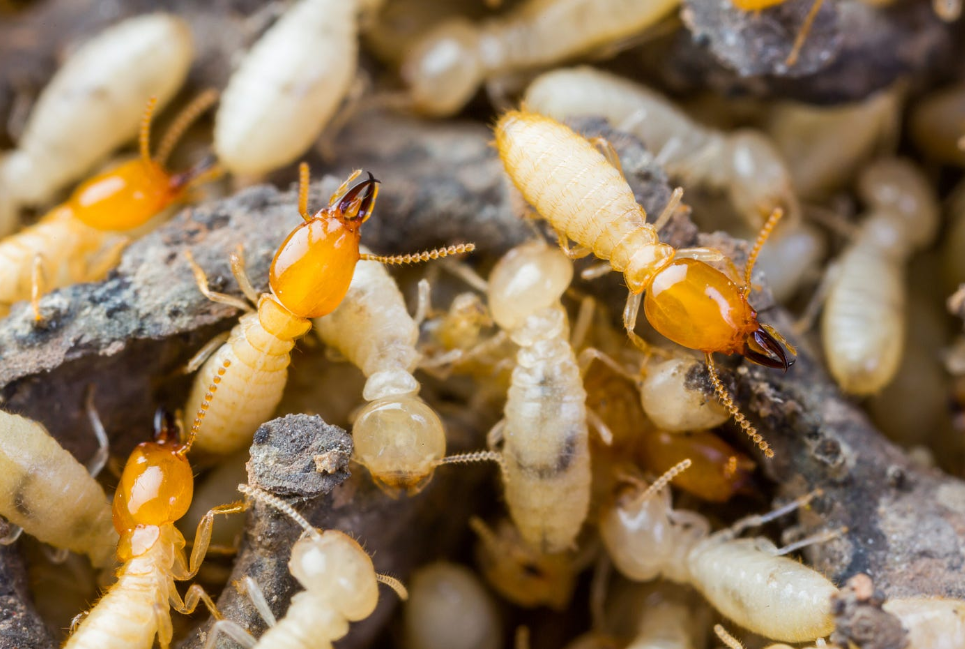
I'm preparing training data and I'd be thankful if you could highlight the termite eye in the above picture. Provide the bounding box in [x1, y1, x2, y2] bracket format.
[338, 173, 379, 224]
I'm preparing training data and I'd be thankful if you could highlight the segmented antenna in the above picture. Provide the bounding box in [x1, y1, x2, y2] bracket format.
[179, 359, 231, 456]
[361, 243, 476, 266]
[298, 162, 312, 222]
[704, 354, 774, 458]
[155, 89, 219, 166]
[139, 97, 158, 165]
[634, 459, 692, 505]
[237, 483, 321, 540]
[436, 450, 507, 481]
[785, 0, 824, 67]
[713, 625, 744, 649]
[375, 573, 409, 600]
[743, 207, 784, 294]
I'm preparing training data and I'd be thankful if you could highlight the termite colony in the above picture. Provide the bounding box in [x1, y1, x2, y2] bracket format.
[1, 2, 964, 649]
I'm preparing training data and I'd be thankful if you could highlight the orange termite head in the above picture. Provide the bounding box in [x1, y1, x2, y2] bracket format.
[743, 324, 792, 370]
[269, 171, 380, 319]
[112, 407, 194, 561]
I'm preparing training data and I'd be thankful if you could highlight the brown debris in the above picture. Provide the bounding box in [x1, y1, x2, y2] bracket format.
[831, 574, 908, 649]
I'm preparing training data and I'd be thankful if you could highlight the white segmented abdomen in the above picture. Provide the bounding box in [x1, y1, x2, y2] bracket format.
[484, 0, 680, 71]
[495, 112, 657, 272]
[822, 227, 904, 395]
[1, 14, 192, 206]
[0, 411, 116, 567]
[687, 538, 837, 642]
[186, 312, 299, 456]
[502, 322, 590, 553]
[314, 249, 420, 401]
[65, 537, 176, 649]
[254, 592, 347, 649]
[215, 0, 358, 176]
[883, 597, 965, 649]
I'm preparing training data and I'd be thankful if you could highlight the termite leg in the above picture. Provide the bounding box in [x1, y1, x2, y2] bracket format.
[793, 259, 840, 334]
[588, 137, 624, 176]
[184, 250, 255, 313]
[713, 489, 822, 543]
[586, 407, 613, 446]
[674, 246, 725, 263]
[229, 245, 260, 304]
[580, 263, 613, 281]
[774, 525, 846, 556]
[30, 253, 46, 322]
[180, 331, 231, 375]
[440, 257, 490, 293]
[172, 583, 223, 619]
[589, 554, 611, 632]
[487, 419, 506, 449]
[413, 279, 431, 327]
[622, 291, 652, 353]
[577, 347, 638, 383]
[155, 602, 174, 649]
[202, 620, 256, 649]
[240, 575, 277, 626]
[570, 295, 595, 350]
[651, 187, 684, 232]
[83, 386, 109, 478]
[180, 501, 247, 580]
[553, 228, 592, 260]
[785, 0, 824, 67]
[86, 237, 131, 282]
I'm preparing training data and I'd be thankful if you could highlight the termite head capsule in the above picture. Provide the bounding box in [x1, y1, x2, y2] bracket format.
[112, 410, 193, 561]
[402, 18, 482, 117]
[290, 530, 379, 621]
[644, 259, 792, 370]
[487, 242, 573, 332]
[352, 396, 446, 497]
[269, 172, 379, 319]
[71, 158, 184, 231]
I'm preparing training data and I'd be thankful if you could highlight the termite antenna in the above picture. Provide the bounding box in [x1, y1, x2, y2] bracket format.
[139, 96, 159, 165]
[743, 207, 784, 295]
[298, 162, 312, 222]
[435, 450, 507, 481]
[704, 354, 774, 458]
[179, 358, 231, 456]
[375, 573, 409, 600]
[360, 243, 476, 266]
[632, 459, 691, 505]
[237, 483, 322, 540]
[785, 0, 824, 67]
[155, 89, 219, 166]
[713, 624, 745, 649]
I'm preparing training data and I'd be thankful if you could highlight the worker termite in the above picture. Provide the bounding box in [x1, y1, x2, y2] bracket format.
[0, 13, 194, 232]
[714, 624, 830, 649]
[64, 398, 244, 649]
[605, 582, 711, 649]
[0, 409, 116, 568]
[820, 158, 939, 395]
[215, 0, 368, 177]
[400, 0, 682, 116]
[882, 597, 965, 648]
[184, 163, 473, 457]
[495, 110, 796, 458]
[524, 66, 801, 228]
[0, 91, 219, 320]
[600, 462, 839, 642]
[403, 561, 503, 649]
[201, 483, 408, 649]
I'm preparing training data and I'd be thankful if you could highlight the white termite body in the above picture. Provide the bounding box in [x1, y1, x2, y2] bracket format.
[215, 0, 358, 176]
[523, 66, 800, 228]
[401, 0, 681, 116]
[0, 13, 192, 216]
[0, 410, 116, 567]
[883, 597, 965, 649]
[403, 562, 503, 649]
[600, 475, 837, 643]
[638, 357, 729, 432]
[821, 158, 939, 395]
[487, 242, 591, 553]
[314, 247, 446, 496]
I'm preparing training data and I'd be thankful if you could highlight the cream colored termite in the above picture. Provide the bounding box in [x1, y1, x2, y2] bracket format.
[600, 462, 840, 643]
[0, 13, 193, 230]
[883, 597, 965, 649]
[215, 0, 362, 177]
[202, 484, 408, 649]
[403, 562, 503, 649]
[713, 624, 833, 649]
[400, 0, 682, 116]
[0, 409, 116, 568]
[821, 158, 939, 395]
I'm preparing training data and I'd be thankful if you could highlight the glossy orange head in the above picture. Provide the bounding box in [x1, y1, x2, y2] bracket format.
[73, 91, 218, 232]
[644, 259, 792, 370]
[269, 170, 379, 319]
[112, 410, 194, 560]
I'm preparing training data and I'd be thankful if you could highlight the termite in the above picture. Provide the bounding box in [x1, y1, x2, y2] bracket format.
[0, 91, 219, 320]
[495, 110, 796, 458]
[201, 483, 408, 649]
[64, 397, 245, 649]
[714, 624, 831, 649]
[403, 561, 503, 649]
[882, 597, 965, 648]
[910, 84, 965, 167]
[0, 408, 115, 568]
[0, 13, 193, 230]
[314, 244, 473, 497]
[600, 463, 839, 642]
[400, 0, 682, 116]
[184, 164, 472, 457]
[214, 0, 368, 177]
[820, 158, 939, 395]
[615, 583, 710, 649]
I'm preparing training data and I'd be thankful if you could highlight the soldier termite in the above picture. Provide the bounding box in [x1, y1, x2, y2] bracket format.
[600, 464, 839, 643]
[314, 244, 474, 497]
[403, 562, 503, 649]
[0, 91, 219, 321]
[201, 483, 408, 649]
[215, 0, 371, 177]
[0, 409, 115, 568]
[183, 163, 473, 457]
[820, 158, 939, 395]
[495, 110, 796, 458]
[0, 13, 193, 234]
[64, 401, 244, 649]
[399, 0, 682, 117]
